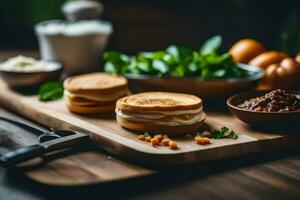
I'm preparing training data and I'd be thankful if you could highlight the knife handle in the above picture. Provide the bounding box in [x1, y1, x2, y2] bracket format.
[0, 144, 46, 166]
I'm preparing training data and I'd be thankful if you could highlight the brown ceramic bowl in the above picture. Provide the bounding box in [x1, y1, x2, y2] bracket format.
[227, 90, 300, 125]
[126, 63, 263, 100]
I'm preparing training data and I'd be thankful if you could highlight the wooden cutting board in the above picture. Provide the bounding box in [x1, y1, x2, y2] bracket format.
[0, 81, 299, 185]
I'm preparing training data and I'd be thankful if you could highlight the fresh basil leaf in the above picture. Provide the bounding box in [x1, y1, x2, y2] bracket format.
[137, 61, 152, 73]
[166, 45, 194, 63]
[153, 60, 169, 74]
[166, 45, 180, 62]
[201, 68, 214, 79]
[103, 51, 119, 61]
[206, 53, 230, 65]
[144, 132, 151, 137]
[200, 35, 222, 55]
[38, 81, 64, 102]
[188, 62, 198, 72]
[139, 51, 165, 60]
[213, 69, 226, 78]
[172, 65, 185, 77]
[103, 51, 130, 75]
[103, 51, 129, 63]
[103, 35, 251, 79]
[138, 52, 153, 59]
[126, 57, 139, 74]
[161, 54, 173, 65]
[104, 62, 118, 74]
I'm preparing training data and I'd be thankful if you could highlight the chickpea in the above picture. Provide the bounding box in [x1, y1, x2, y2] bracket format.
[150, 138, 160, 146]
[194, 135, 201, 140]
[195, 137, 202, 144]
[169, 140, 178, 150]
[162, 134, 169, 139]
[195, 136, 210, 145]
[145, 136, 152, 142]
[202, 137, 210, 144]
[161, 138, 171, 146]
[154, 134, 163, 142]
[137, 135, 145, 141]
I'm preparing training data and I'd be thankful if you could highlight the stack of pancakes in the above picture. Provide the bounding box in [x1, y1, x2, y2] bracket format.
[64, 73, 128, 114]
[116, 92, 206, 135]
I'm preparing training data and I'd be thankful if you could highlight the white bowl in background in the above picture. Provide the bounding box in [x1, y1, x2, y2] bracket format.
[35, 20, 113, 76]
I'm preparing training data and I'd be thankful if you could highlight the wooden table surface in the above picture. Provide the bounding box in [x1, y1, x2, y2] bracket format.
[0, 107, 300, 200]
[0, 51, 299, 199]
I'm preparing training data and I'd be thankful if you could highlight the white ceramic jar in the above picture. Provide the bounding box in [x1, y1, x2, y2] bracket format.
[35, 20, 113, 75]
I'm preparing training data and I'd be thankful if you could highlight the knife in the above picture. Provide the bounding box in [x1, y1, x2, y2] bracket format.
[0, 117, 89, 167]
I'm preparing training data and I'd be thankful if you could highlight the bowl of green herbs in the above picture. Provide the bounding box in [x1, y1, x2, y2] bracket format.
[103, 35, 264, 100]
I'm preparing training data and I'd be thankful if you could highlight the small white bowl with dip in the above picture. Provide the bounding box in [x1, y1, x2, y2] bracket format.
[0, 55, 63, 88]
[35, 20, 113, 75]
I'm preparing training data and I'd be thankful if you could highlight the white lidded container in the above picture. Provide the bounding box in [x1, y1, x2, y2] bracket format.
[61, 0, 104, 21]
[35, 19, 113, 75]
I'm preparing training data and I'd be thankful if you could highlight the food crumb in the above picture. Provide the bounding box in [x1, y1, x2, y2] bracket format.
[154, 134, 163, 142]
[137, 135, 145, 141]
[145, 136, 152, 142]
[162, 134, 169, 139]
[195, 135, 211, 145]
[161, 138, 171, 146]
[138, 133, 178, 150]
[169, 140, 178, 150]
[150, 138, 160, 146]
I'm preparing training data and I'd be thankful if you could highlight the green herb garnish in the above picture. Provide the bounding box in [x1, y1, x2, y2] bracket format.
[228, 130, 238, 139]
[103, 35, 251, 79]
[144, 132, 151, 137]
[38, 81, 64, 102]
[211, 127, 238, 140]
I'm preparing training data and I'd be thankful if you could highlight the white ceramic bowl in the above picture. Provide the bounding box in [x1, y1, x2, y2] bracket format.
[0, 61, 63, 88]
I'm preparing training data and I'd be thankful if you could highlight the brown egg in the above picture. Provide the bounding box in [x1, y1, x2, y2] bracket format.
[265, 64, 279, 85]
[229, 39, 266, 63]
[278, 58, 300, 77]
[295, 54, 300, 63]
[265, 58, 300, 89]
[249, 51, 288, 69]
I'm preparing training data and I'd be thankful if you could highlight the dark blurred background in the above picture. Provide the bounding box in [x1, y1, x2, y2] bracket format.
[0, 0, 299, 55]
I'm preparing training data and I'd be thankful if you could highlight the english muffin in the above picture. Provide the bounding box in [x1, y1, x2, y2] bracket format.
[116, 92, 206, 135]
[64, 72, 128, 93]
[64, 73, 128, 115]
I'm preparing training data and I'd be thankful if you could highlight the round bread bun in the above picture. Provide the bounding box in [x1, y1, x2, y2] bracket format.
[66, 102, 115, 115]
[116, 92, 202, 113]
[64, 72, 128, 93]
[117, 116, 205, 135]
[65, 95, 116, 106]
[249, 51, 288, 69]
[229, 39, 266, 63]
